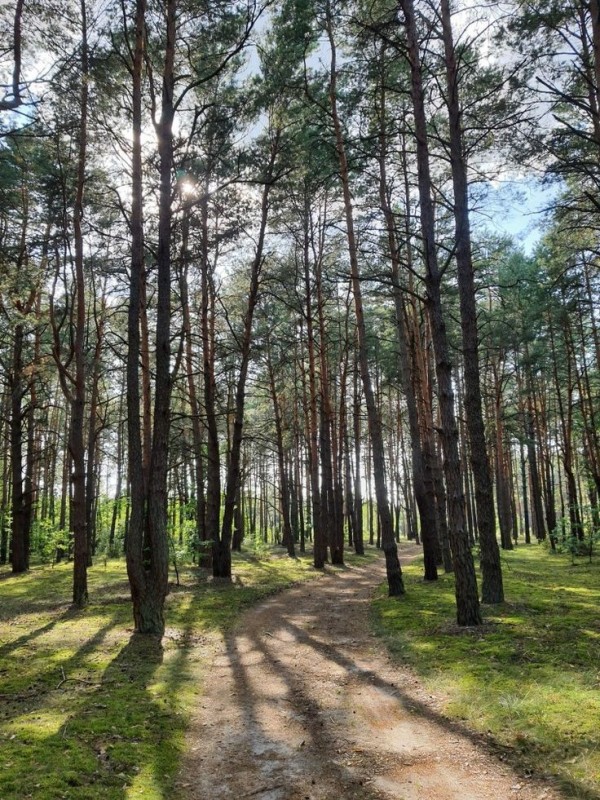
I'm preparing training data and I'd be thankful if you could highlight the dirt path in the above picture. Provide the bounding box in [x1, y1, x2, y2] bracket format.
[177, 550, 562, 800]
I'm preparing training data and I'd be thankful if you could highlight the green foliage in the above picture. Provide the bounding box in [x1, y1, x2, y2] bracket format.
[372, 546, 600, 798]
[0, 549, 323, 800]
[30, 519, 70, 565]
[93, 498, 128, 558]
[548, 510, 600, 565]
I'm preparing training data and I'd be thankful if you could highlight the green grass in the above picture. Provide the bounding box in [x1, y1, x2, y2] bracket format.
[372, 545, 600, 799]
[0, 545, 347, 800]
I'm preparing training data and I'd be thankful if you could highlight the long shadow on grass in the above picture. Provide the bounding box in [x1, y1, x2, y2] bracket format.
[2, 567, 251, 799]
[0, 608, 76, 660]
[14, 632, 168, 799]
[0, 614, 122, 726]
[3, 600, 206, 800]
[93, 583, 235, 799]
[278, 618, 599, 800]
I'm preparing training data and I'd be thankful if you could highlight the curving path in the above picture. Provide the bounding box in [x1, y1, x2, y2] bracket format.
[177, 550, 562, 800]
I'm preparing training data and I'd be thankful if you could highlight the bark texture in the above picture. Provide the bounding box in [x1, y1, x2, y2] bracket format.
[326, 5, 404, 595]
[440, 0, 503, 603]
[401, 0, 480, 623]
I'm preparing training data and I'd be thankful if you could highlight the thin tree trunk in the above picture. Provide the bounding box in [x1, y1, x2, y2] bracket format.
[524, 367, 546, 541]
[353, 359, 364, 555]
[302, 189, 326, 568]
[109, 409, 124, 555]
[316, 259, 334, 565]
[67, 0, 90, 608]
[326, 6, 403, 595]
[216, 129, 281, 576]
[85, 296, 106, 567]
[400, 0, 480, 623]
[494, 375, 513, 550]
[180, 221, 208, 566]
[0, 402, 10, 564]
[376, 52, 436, 579]
[10, 324, 27, 573]
[267, 340, 295, 557]
[440, 0, 503, 602]
[201, 178, 221, 566]
[550, 313, 583, 540]
[0, 0, 24, 111]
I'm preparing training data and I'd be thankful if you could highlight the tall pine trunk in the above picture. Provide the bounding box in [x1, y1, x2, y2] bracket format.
[440, 0, 503, 603]
[126, 0, 174, 636]
[69, 0, 90, 607]
[302, 190, 326, 568]
[10, 323, 28, 573]
[401, 0, 480, 623]
[376, 54, 436, 579]
[326, 5, 403, 595]
[216, 130, 280, 576]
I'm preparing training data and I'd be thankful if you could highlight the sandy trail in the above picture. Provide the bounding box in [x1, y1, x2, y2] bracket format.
[177, 549, 561, 800]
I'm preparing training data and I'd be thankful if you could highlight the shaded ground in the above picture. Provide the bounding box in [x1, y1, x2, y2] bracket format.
[177, 548, 563, 800]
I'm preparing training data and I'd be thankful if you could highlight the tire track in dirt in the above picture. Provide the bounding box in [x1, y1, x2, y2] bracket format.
[177, 548, 563, 800]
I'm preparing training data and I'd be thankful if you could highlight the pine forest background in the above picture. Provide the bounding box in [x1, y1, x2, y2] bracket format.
[0, 0, 599, 633]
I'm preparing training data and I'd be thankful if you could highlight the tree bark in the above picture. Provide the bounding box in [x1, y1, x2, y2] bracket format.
[440, 0, 503, 602]
[180, 248, 207, 564]
[400, 0, 480, 623]
[376, 52, 437, 579]
[326, 5, 403, 595]
[126, 0, 148, 628]
[352, 360, 365, 555]
[200, 176, 221, 568]
[67, 0, 90, 608]
[10, 324, 28, 573]
[302, 189, 326, 568]
[0, 0, 24, 110]
[216, 129, 281, 576]
[267, 340, 295, 557]
[126, 0, 173, 636]
[142, 0, 176, 629]
[85, 297, 106, 564]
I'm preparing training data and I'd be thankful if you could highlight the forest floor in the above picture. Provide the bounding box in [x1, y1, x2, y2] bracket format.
[0, 550, 326, 800]
[176, 545, 565, 800]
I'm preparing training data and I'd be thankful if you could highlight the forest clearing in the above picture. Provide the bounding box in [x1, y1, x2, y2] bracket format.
[1, 543, 598, 800]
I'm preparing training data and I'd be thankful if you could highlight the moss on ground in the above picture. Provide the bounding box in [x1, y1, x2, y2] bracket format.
[372, 545, 600, 799]
[0, 546, 367, 800]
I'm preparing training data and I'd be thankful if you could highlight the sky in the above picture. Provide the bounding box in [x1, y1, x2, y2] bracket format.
[473, 177, 560, 254]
